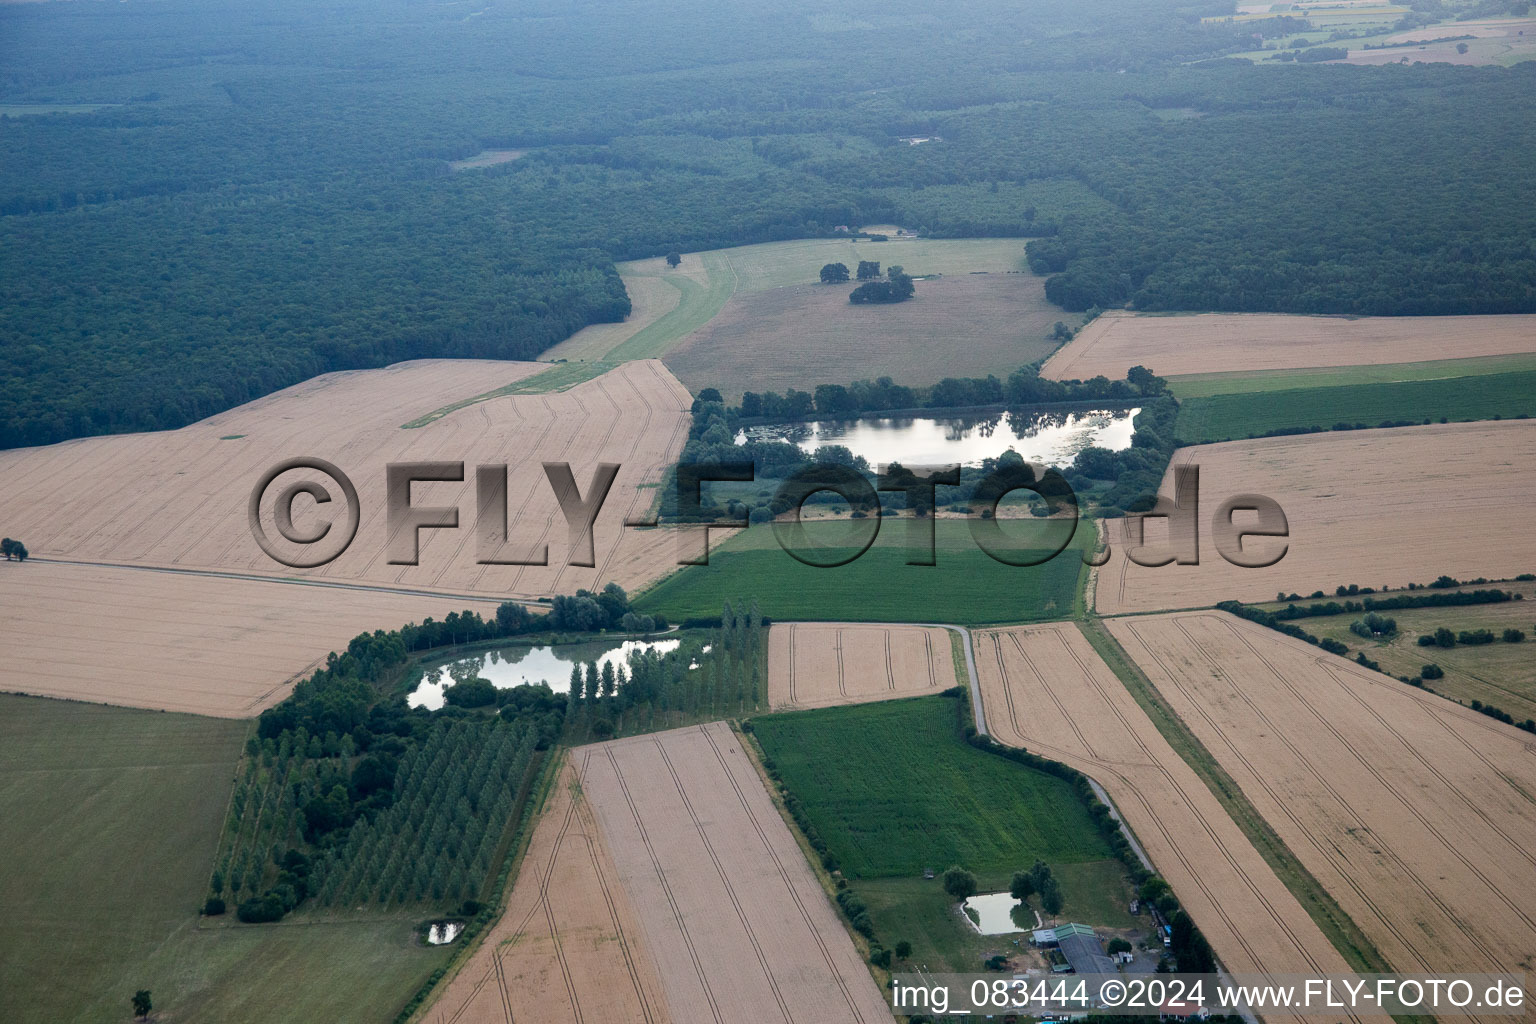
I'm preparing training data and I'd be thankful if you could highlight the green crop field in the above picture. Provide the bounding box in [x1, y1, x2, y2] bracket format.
[0, 696, 452, 1024]
[752, 697, 1134, 970]
[1173, 370, 1536, 443]
[1166, 353, 1536, 399]
[753, 697, 1112, 880]
[635, 517, 1087, 625]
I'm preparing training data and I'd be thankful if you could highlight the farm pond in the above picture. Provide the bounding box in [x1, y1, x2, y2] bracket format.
[734, 408, 1138, 468]
[963, 892, 1035, 935]
[407, 638, 682, 709]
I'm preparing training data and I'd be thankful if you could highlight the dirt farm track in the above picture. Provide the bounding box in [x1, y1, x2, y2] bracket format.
[1094, 420, 1536, 615]
[1112, 612, 1536, 1008]
[766, 622, 958, 709]
[974, 622, 1371, 1024]
[431, 724, 891, 1024]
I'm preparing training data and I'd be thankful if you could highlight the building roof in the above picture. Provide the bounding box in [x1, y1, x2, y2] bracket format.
[1057, 928, 1115, 976]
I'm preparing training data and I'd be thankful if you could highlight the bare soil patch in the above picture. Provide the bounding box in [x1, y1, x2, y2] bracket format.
[974, 623, 1365, 1003]
[578, 722, 893, 1024]
[1094, 420, 1536, 616]
[0, 561, 503, 716]
[1112, 611, 1536, 989]
[448, 149, 525, 171]
[766, 622, 957, 709]
[423, 756, 672, 1024]
[665, 274, 1061, 403]
[1041, 311, 1536, 381]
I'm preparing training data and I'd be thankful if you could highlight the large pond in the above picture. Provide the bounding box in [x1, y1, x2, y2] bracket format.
[407, 638, 680, 710]
[963, 892, 1036, 935]
[734, 408, 1138, 468]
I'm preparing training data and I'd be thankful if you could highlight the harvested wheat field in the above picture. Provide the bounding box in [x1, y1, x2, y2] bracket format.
[0, 358, 688, 602]
[665, 274, 1060, 402]
[577, 722, 893, 1024]
[974, 622, 1367, 1005]
[1040, 310, 1536, 381]
[1341, 18, 1536, 65]
[1094, 420, 1536, 615]
[766, 622, 958, 709]
[0, 561, 502, 716]
[1111, 611, 1536, 991]
[423, 755, 672, 1024]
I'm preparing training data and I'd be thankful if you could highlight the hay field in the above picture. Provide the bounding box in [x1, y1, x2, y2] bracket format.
[1111, 611, 1536, 986]
[664, 274, 1061, 402]
[1094, 420, 1536, 615]
[1040, 311, 1536, 382]
[0, 561, 503, 716]
[0, 358, 688, 602]
[973, 623, 1363, 990]
[540, 236, 1037, 369]
[766, 622, 957, 709]
[423, 757, 672, 1024]
[578, 722, 893, 1024]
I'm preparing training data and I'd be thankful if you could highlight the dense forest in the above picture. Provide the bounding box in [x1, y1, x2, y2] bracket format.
[3, 0, 1535, 447]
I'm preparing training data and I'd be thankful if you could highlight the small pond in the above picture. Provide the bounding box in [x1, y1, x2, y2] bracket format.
[734, 408, 1138, 468]
[962, 892, 1035, 936]
[407, 638, 680, 710]
[425, 921, 464, 945]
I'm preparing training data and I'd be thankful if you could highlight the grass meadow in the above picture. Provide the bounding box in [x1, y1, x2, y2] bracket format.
[1252, 590, 1536, 723]
[0, 696, 452, 1024]
[1172, 369, 1536, 442]
[541, 235, 1042, 365]
[635, 517, 1088, 625]
[751, 696, 1133, 970]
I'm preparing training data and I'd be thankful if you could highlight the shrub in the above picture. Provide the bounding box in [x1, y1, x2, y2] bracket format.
[1417, 634, 1437, 647]
[1502, 628, 1525, 643]
[1421, 663, 1444, 680]
[1435, 627, 1456, 648]
[1458, 629, 1496, 645]
[202, 897, 226, 916]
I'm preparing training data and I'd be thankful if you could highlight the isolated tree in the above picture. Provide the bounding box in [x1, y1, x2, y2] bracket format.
[1040, 877, 1064, 916]
[941, 865, 977, 901]
[0, 538, 25, 561]
[665, 251, 681, 267]
[894, 939, 913, 960]
[1009, 870, 1036, 901]
[856, 259, 881, 281]
[132, 990, 153, 1019]
[1457, 42, 1469, 54]
[1107, 937, 1133, 955]
[819, 262, 850, 283]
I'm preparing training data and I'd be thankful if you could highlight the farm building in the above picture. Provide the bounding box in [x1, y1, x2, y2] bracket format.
[1033, 922, 1116, 975]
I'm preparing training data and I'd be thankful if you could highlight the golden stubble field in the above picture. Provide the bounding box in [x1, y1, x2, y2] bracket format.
[1111, 611, 1536, 1000]
[0, 561, 504, 716]
[1094, 421, 1536, 615]
[423, 755, 673, 1024]
[0, 358, 692, 712]
[576, 722, 893, 1024]
[0, 357, 689, 600]
[1040, 311, 1536, 381]
[766, 622, 958, 709]
[974, 622, 1367, 1010]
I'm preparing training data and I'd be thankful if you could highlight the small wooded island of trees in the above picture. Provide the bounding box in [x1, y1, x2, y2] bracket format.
[819, 261, 916, 303]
